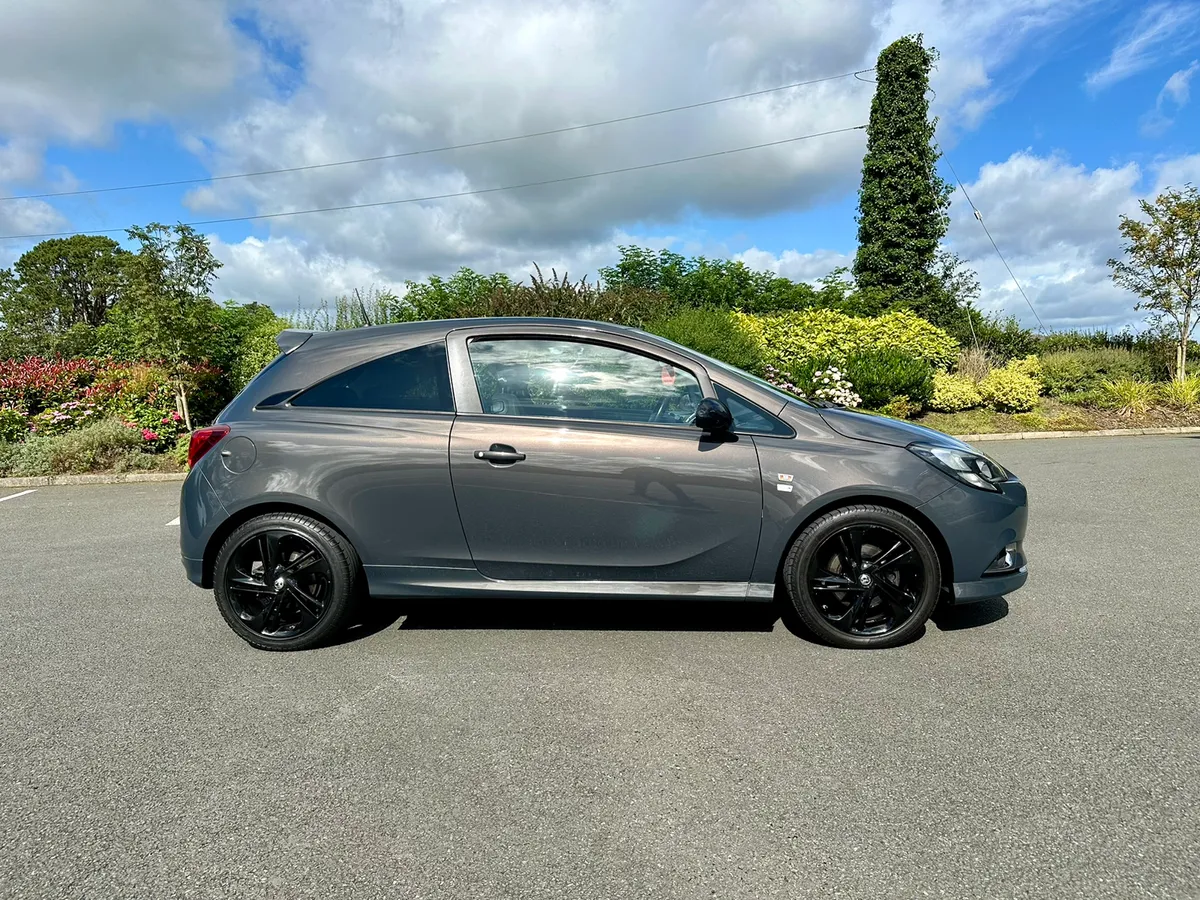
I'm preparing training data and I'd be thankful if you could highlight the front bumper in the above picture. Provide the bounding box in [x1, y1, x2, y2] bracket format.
[920, 478, 1029, 605]
[952, 566, 1028, 603]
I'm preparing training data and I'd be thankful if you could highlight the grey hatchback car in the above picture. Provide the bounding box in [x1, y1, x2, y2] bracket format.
[180, 317, 1027, 651]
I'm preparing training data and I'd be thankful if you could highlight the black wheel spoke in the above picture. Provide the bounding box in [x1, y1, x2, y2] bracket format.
[284, 549, 323, 576]
[871, 540, 913, 573]
[246, 594, 280, 631]
[286, 583, 324, 622]
[836, 528, 863, 574]
[875, 577, 917, 618]
[230, 575, 274, 594]
[257, 533, 278, 571]
[812, 574, 863, 592]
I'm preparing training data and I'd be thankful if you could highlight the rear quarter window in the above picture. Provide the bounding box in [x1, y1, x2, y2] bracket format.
[290, 342, 454, 412]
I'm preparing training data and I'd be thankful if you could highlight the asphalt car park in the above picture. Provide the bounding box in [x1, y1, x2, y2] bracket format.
[1, 436, 1197, 899]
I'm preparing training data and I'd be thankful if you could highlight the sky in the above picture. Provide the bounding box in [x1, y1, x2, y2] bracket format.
[1, 0, 1198, 332]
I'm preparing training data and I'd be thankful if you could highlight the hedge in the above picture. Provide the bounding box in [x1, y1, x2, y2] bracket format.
[736, 309, 958, 374]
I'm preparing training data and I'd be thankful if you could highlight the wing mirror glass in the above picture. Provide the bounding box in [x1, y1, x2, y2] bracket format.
[694, 398, 733, 433]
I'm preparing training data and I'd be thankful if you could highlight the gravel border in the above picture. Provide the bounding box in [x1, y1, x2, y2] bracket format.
[3, 425, 1198, 489]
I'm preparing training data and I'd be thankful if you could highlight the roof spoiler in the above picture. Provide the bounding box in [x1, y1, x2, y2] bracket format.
[276, 329, 313, 355]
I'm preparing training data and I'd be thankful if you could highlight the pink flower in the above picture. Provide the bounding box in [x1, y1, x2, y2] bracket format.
[142, 429, 160, 441]
[171, 412, 182, 422]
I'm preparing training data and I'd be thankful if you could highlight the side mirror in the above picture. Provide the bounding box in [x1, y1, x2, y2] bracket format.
[694, 397, 733, 433]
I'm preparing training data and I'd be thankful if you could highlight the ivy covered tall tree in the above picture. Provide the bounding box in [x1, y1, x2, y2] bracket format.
[853, 34, 953, 323]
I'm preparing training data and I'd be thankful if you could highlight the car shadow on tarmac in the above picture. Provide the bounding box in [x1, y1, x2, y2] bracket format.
[329, 593, 1009, 648]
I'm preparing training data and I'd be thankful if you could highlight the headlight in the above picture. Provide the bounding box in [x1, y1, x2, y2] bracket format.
[908, 442, 1010, 491]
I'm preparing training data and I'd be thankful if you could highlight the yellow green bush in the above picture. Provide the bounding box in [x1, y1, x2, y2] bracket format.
[1101, 378, 1155, 417]
[1158, 375, 1200, 410]
[736, 309, 958, 373]
[1006, 355, 1043, 387]
[979, 366, 1040, 412]
[930, 372, 983, 412]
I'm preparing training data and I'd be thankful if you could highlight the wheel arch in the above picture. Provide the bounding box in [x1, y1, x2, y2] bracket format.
[772, 493, 954, 591]
[202, 500, 360, 589]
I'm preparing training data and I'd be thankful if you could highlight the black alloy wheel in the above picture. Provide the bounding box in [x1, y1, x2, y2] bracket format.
[784, 505, 941, 649]
[213, 513, 359, 651]
[808, 525, 922, 636]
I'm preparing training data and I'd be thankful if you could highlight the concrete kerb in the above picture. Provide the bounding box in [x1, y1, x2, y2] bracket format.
[0, 472, 187, 488]
[2, 426, 1198, 489]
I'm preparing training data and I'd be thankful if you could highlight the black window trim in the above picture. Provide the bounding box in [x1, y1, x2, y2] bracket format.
[271, 339, 457, 415]
[713, 381, 796, 438]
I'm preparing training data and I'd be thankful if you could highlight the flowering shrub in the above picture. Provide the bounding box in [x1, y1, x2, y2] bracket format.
[0, 357, 100, 414]
[809, 366, 862, 408]
[0, 357, 225, 454]
[930, 372, 983, 412]
[29, 400, 103, 436]
[764, 364, 808, 399]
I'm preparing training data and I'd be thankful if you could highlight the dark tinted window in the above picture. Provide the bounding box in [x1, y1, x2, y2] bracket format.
[715, 384, 792, 436]
[291, 342, 454, 412]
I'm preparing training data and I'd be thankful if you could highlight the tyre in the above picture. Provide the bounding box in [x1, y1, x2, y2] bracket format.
[782, 504, 941, 649]
[213, 513, 361, 651]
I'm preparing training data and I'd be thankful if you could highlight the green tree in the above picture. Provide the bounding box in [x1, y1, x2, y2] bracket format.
[853, 34, 952, 319]
[103, 223, 223, 427]
[1109, 185, 1200, 382]
[0, 235, 130, 355]
[400, 268, 517, 321]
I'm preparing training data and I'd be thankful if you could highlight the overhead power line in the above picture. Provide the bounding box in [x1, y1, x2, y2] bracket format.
[0, 68, 874, 203]
[0, 125, 866, 242]
[945, 159, 1048, 334]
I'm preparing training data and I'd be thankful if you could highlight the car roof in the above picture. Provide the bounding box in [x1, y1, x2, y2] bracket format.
[298, 316, 645, 348]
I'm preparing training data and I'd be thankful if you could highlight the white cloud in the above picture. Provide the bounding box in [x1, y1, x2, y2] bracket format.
[164, 0, 1104, 307]
[941, 151, 1200, 330]
[1141, 60, 1199, 135]
[735, 247, 854, 284]
[1086, 2, 1200, 92]
[0, 0, 256, 144]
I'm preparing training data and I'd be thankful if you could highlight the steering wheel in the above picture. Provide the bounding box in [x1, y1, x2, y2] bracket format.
[650, 387, 700, 425]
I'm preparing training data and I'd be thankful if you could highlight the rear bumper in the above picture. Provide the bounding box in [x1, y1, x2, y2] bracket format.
[183, 555, 205, 587]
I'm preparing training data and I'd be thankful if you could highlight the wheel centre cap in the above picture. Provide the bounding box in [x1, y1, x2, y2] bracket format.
[273, 576, 286, 592]
[858, 573, 872, 587]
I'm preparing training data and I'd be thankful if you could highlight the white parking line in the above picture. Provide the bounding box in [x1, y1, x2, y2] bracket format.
[166, 516, 180, 527]
[0, 489, 37, 504]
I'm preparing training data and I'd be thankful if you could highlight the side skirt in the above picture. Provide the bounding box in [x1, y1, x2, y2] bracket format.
[365, 565, 777, 602]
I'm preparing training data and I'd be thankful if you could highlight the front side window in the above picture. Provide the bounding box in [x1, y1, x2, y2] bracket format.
[291, 342, 454, 412]
[468, 338, 701, 425]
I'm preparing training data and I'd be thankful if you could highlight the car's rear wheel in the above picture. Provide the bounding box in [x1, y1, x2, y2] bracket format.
[213, 513, 360, 651]
[783, 505, 941, 649]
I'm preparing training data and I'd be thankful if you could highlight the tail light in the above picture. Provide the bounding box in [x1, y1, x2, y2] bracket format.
[187, 425, 230, 468]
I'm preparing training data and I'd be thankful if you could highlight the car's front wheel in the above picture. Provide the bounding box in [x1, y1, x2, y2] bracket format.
[213, 513, 360, 651]
[782, 504, 941, 649]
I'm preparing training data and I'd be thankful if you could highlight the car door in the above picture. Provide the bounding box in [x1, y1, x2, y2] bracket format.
[446, 327, 764, 584]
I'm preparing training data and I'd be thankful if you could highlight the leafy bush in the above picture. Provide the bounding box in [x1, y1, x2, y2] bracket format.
[878, 396, 920, 419]
[1101, 379, 1155, 417]
[0, 419, 153, 476]
[0, 406, 27, 443]
[930, 372, 983, 412]
[1159, 376, 1200, 410]
[1006, 355, 1043, 386]
[1058, 389, 1105, 408]
[1038, 348, 1154, 397]
[738, 309, 958, 373]
[840, 348, 933, 410]
[647, 308, 763, 374]
[979, 366, 1040, 412]
[230, 318, 288, 392]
